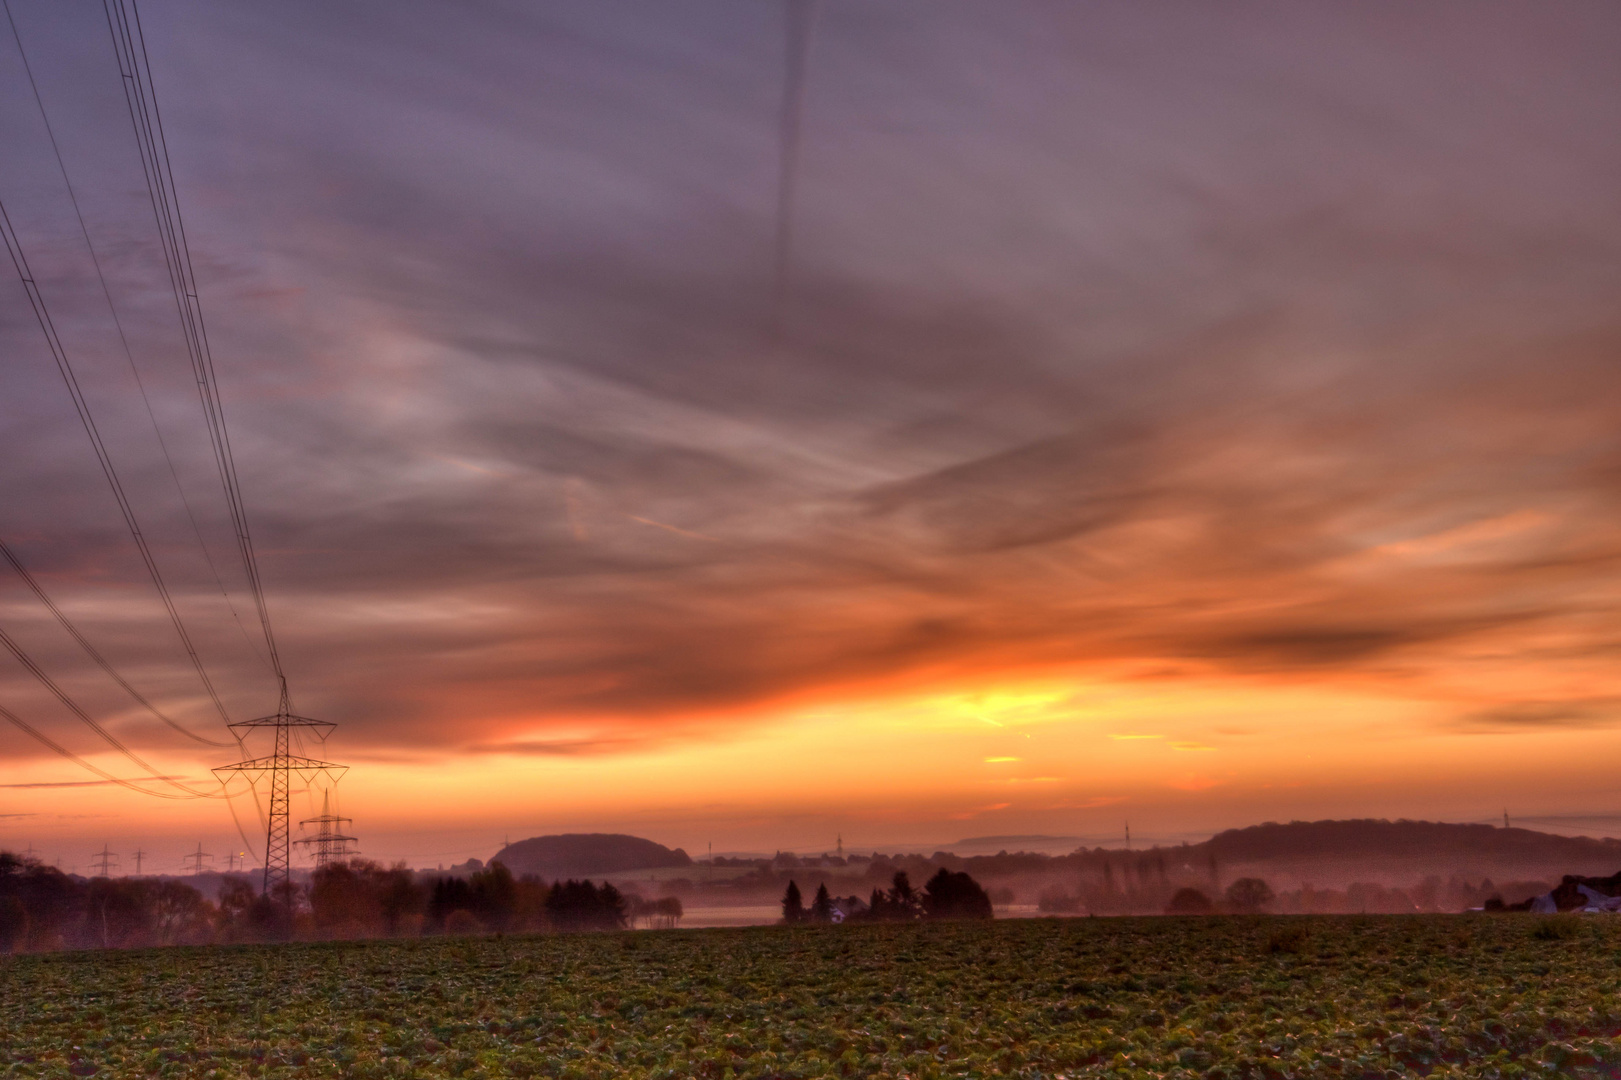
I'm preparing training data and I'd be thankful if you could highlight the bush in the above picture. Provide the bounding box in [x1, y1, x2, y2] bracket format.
[1225, 878, 1275, 914]
[922, 869, 993, 920]
[444, 909, 483, 936]
[1166, 888, 1214, 915]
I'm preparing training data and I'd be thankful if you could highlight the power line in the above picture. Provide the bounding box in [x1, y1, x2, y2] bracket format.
[0, 620, 216, 798]
[2, 1, 240, 734]
[0, 700, 194, 800]
[105, 0, 338, 905]
[8, 4, 288, 849]
[3, 0, 271, 661]
[0, 198, 241, 739]
[0, 538, 230, 747]
[104, 0, 286, 691]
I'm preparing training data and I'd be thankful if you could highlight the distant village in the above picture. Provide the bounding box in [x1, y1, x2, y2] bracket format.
[5, 818, 1621, 952]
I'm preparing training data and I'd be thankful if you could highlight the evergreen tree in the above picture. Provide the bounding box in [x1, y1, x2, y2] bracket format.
[809, 882, 833, 923]
[781, 880, 805, 923]
[889, 871, 920, 918]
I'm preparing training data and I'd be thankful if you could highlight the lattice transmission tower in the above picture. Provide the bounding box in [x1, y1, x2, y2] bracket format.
[213, 682, 347, 905]
[182, 843, 212, 876]
[91, 844, 119, 877]
[296, 789, 359, 870]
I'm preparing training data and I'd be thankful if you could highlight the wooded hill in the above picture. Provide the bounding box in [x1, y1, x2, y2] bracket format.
[491, 834, 692, 881]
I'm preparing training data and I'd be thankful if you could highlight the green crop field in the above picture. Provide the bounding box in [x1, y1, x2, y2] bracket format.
[3, 915, 1619, 1079]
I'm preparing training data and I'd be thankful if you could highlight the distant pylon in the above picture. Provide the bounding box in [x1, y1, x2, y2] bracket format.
[91, 844, 119, 877]
[182, 842, 212, 876]
[295, 789, 359, 871]
[223, 851, 243, 873]
[213, 680, 346, 905]
[130, 848, 145, 876]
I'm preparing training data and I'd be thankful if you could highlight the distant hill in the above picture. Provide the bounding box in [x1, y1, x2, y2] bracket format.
[491, 834, 691, 880]
[1169, 819, 1621, 886]
[953, 835, 1083, 855]
[1203, 819, 1621, 863]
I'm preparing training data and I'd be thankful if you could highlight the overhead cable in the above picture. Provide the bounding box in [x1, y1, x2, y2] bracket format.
[0, 621, 217, 798]
[0, 538, 231, 747]
[104, 0, 287, 691]
[0, 195, 239, 735]
[0, 700, 195, 800]
[2, 0, 241, 734]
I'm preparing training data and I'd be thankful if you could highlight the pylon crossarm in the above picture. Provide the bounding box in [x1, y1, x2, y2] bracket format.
[228, 713, 335, 734]
[212, 755, 347, 775]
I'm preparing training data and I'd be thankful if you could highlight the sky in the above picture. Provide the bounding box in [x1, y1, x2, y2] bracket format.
[0, 1, 1619, 874]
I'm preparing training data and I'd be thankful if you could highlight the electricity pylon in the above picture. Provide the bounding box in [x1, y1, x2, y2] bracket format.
[182, 843, 212, 876]
[212, 682, 346, 905]
[130, 848, 145, 875]
[295, 789, 359, 870]
[91, 844, 119, 877]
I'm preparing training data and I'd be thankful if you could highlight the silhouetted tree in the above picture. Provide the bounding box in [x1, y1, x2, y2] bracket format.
[310, 860, 427, 938]
[890, 871, 919, 916]
[655, 896, 683, 928]
[629, 895, 684, 929]
[1, 856, 78, 951]
[429, 876, 475, 931]
[809, 882, 833, 923]
[867, 872, 923, 921]
[86, 878, 155, 948]
[468, 861, 518, 931]
[0, 895, 25, 953]
[544, 880, 627, 931]
[1225, 877, 1275, 913]
[782, 880, 805, 923]
[152, 880, 212, 945]
[921, 869, 993, 920]
[1166, 887, 1214, 915]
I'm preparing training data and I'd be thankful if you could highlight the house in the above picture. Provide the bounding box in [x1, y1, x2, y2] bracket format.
[829, 895, 869, 923]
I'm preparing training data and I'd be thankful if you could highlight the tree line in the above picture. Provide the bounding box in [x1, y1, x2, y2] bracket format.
[0, 852, 682, 952]
[782, 869, 993, 923]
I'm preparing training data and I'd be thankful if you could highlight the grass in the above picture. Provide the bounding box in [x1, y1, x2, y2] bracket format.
[2, 914, 1620, 1078]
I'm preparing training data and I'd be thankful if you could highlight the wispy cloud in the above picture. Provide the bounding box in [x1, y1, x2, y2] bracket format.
[0, 0, 1615, 844]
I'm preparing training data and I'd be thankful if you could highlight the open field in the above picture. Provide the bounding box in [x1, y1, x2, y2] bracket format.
[3, 915, 1620, 1079]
